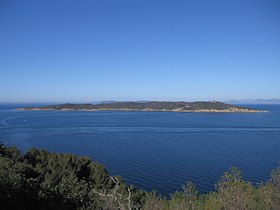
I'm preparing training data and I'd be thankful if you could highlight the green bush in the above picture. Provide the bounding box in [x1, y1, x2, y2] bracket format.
[0, 143, 279, 210]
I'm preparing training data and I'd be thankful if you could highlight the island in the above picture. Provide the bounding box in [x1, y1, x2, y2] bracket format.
[18, 101, 262, 113]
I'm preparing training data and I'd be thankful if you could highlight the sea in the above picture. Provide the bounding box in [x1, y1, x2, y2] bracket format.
[0, 104, 279, 195]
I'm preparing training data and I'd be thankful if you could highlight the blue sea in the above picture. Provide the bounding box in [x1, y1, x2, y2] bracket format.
[0, 104, 279, 195]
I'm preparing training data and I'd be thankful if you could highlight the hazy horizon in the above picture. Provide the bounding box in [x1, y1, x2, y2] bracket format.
[1, 98, 280, 105]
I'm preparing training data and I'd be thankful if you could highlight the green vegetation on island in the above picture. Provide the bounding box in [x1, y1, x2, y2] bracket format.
[20, 101, 260, 113]
[1, 143, 279, 210]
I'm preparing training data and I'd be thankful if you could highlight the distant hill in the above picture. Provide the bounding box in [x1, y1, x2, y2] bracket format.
[20, 101, 261, 113]
[225, 98, 280, 104]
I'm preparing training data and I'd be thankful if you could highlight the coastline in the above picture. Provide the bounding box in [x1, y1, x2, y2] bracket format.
[16, 101, 267, 113]
[17, 108, 266, 113]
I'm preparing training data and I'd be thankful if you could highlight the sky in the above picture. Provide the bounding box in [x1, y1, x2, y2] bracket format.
[0, 0, 279, 103]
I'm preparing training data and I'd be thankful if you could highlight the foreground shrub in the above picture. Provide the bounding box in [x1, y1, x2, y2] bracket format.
[0, 143, 279, 210]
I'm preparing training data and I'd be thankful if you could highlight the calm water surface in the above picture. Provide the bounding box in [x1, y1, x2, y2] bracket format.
[0, 104, 279, 195]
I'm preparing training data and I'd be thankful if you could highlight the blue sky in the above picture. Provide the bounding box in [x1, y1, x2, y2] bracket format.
[0, 0, 279, 103]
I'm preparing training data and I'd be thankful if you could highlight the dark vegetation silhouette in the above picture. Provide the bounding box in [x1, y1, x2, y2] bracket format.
[21, 101, 258, 112]
[0, 142, 279, 209]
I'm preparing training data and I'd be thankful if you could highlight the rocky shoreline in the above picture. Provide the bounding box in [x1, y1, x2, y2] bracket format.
[18, 101, 266, 113]
[17, 107, 264, 113]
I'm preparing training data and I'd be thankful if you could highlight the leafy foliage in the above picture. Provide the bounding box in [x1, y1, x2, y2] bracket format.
[0, 143, 143, 209]
[0, 143, 279, 210]
[142, 166, 280, 210]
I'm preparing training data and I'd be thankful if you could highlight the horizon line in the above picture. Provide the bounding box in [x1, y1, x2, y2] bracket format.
[1, 98, 280, 105]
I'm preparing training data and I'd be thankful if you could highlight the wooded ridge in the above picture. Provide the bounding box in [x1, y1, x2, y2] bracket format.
[19, 101, 260, 113]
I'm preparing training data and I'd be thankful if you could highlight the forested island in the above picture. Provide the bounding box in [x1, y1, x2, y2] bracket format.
[19, 101, 261, 113]
[1, 143, 279, 210]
